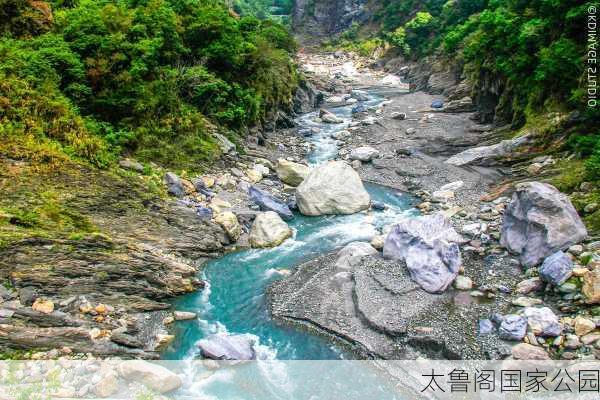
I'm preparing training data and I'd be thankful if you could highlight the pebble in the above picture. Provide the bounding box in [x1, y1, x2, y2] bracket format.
[564, 334, 581, 349]
[454, 276, 473, 290]
[512, 297, 542, 307]
[581, 333, 600, 345]
[558, 282, 578, 293]
[568, 244, 584, 256]
[574, 316, 596, 336]
[512, 343, 550, 360]
[515, 277, 543, 295]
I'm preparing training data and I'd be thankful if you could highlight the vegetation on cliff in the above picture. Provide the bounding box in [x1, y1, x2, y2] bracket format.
[0, 0, 297, 247]
[0, 0, 297, 170]
[325, 0, 599, 228]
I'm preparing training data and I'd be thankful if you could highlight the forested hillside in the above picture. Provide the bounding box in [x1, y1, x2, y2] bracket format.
[315, 0, 599, 228]
[0, 0, 297, 170]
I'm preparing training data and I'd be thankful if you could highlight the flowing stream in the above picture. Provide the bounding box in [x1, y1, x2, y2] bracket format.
[162, 89, 416, 398]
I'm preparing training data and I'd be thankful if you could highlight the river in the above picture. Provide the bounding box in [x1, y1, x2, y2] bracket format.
[161, 89, 416, 398]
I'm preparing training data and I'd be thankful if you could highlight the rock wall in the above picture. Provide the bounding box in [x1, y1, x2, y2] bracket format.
[292, 0, 370, 41]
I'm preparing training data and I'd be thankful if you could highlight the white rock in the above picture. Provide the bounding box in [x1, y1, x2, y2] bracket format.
[296, 161, 370, 216]
[349, 146, 380, 162]
[249, 212, 293, 248]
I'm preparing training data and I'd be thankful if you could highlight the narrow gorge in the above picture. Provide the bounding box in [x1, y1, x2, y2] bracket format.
[0, 0, 599, 398]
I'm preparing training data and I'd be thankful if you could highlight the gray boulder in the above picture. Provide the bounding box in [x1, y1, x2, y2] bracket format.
[296, 161, 370, 216]
[248, 186, 293, 221]
[164, 172, 185, 198]
[500, 182, 587, 267]
[349, 146, 380, 162]
[198, 334, 256, 360]
[523, 307, 562, 337]
[445, 134, 531, 166]
[498, 314, 527, 341]
[335, 242, 379, 271]
[539, 251, 573, 286]
[383, 213, 463, 293]
[119, 159, 144, 172]
[249, 211, 293, 248]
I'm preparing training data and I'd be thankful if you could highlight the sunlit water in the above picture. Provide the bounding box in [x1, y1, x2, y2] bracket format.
[162, 90, 415, 398]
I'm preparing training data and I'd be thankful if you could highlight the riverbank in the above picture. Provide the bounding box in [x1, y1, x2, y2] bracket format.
[1, 49, 599, 363]
[267, 52, 600, 361]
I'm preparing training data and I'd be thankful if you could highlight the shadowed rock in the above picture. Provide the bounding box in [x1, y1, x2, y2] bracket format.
[248, 186, 294, 221]
[500, 182, 587, 267]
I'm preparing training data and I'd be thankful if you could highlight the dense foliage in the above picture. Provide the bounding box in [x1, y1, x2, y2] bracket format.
[0, 0, 297, 170]
[334, 0, 599, 182]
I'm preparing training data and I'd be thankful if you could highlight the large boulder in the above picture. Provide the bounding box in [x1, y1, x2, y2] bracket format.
[275, 159, 310, 186]
[296, 161, 370, 216]
[118, 361, 183, 393]
[249, 211, 293, 248]
[383, 213, 463, 293]
[443, 96, 475, 113]
[500, 182, 587, 267]
[198, 333, 256, 360]
[164, 172, 185, 198]
[335, 242, 379, 271]
[248, 186, 294, 221]
[214, 133, 236, 154]
[349, 146, 380, 162]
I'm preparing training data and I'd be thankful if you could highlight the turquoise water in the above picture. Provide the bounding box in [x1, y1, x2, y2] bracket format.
[163, 90, 416, 363]
[163, 183, 415, 360]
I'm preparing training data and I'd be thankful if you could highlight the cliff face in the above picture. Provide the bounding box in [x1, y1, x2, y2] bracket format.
[292, 0, 370, 41]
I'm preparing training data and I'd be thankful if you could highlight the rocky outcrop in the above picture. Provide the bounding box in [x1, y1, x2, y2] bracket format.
[445, 134, 532, 166]
[198, 333, 257, 360]
[249, 211, 293, 248]
[383, 214, 463, 293]
[292, 0, 370, 40]
[335, 242, 378, 270]
[296, 161, 370, 216]
[500, 182, 587, 267]
[269, 254, 510, 359]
